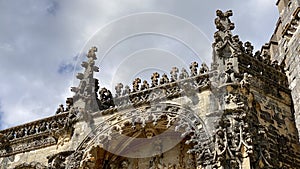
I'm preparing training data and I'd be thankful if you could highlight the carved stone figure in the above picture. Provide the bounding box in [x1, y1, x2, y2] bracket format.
[224, 62, 236, 83]
[179, 68, 189, 79]
[121, 160, 129, 169]
[240, 73, 252, 88]
[48, 154, 66, 169]
[64, 108, 78, 129]
[244, 41, 254, 56]
[98, 87, 115, 110]
[122, 85, 131, 96]
[170, 67, 179, 82]
[213, 32, 224, 58]
[65, 151, 83, 169]
[55, 104, 64, 114]
[27, 125, 36, 135]
[0, 133, 8, 145]
[271, 60, 279, 69]
[7, 130, 15, 140]
[224, 93, 238, 104]
[50, 120, 58, 129]
[190, 62, 198, 76]
[65, 98, 73, 111]
[199, 63, 209, 74]
[16, 128, 25, 138]
[145, 128, 156, 139]
[151, 72, 160, 87]
[262, 51, 271, 65]
[115, 83, 123, 97]
[215, 9, 235, 32]
[160, 73, 169, 85]
[87, 46, 98, 60]
[140, 80, 150, 90]
[38, 122, 47, 132]
[231, 35, 244, 55]
[132, 78, 141, 92]
[254, 50, 263, 61]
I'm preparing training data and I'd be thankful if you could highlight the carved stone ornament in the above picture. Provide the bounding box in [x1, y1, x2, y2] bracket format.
[76, 103, 212, 167]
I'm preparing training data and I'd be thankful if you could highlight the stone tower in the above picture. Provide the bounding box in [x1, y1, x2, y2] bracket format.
[0, 7, 300, 169]
[263, 0, 300, 138]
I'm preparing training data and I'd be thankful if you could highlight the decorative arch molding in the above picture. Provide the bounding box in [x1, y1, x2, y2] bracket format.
[75, 102, 214, 168]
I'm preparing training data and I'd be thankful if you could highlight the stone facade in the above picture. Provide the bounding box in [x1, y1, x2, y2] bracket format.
[0, 6, 300, 169]
[263, 0, 300, 138]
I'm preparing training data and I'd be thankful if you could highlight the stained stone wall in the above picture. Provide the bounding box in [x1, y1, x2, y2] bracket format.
[267, 0, 300, 137]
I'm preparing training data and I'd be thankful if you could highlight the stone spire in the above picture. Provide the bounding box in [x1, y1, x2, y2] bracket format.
[71, 46, 100, 112]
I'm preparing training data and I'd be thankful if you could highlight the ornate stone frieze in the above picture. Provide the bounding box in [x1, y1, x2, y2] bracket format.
[113, 64, 211, 108]
[0, 108, 79, 157]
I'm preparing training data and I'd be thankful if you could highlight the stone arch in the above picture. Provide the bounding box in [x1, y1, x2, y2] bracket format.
[75, 103, 213, 168]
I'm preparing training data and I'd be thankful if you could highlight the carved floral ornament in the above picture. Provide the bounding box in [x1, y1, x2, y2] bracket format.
[75, 103, 213, 168]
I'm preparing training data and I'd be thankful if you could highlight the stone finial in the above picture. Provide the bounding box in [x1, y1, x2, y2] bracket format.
[132, 78, 141, 92]
[190, 62, 198, 76]
[215, 9, 235, 32]
[115, 83, 123, 97]
[179, 68, 189, 79]
[224, 62, 236, 83]
[170, 67, 179, 82]
[160, 73, 169, 85]
[87, 46, 97, 60]
[151, 72, 160, 87]
[66, 98, 73, 111]
[262, 51, 271, 65]
[244, 41, 254, 56]
[98, 87, 114, 110]
[122, 85, 131, 96]
[141, 80, 150, 90]
[55, 104, 64, 114]
[199, 63, 209, 74]
[71, 46, 100, 112]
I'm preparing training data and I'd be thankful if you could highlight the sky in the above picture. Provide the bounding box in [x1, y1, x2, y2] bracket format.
[0, 0, 279, 129]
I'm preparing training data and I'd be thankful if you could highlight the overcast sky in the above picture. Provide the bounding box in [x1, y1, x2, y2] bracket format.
[0, 0, 279, 129]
